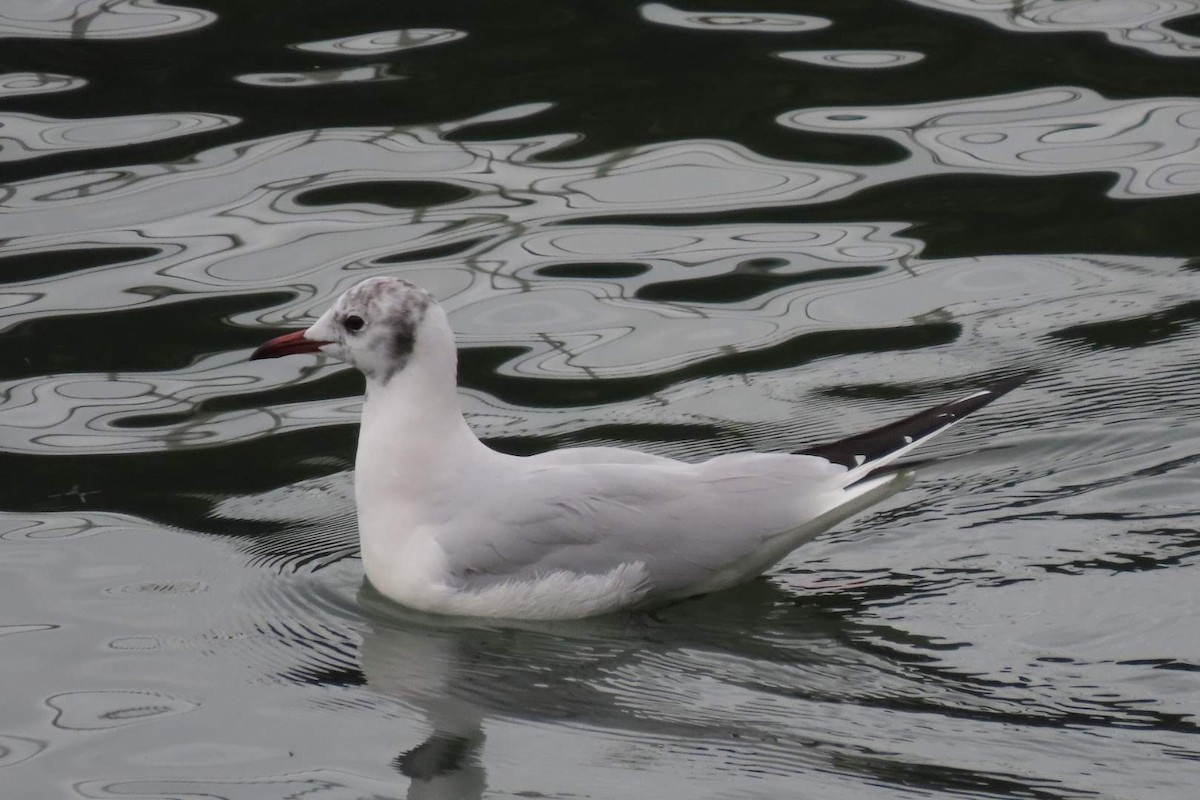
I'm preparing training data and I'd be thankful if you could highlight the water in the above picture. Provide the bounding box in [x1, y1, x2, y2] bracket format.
[1, 1, 1198, 797]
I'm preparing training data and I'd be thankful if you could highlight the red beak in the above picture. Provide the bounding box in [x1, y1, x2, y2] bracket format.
[250, 330, 331, 360]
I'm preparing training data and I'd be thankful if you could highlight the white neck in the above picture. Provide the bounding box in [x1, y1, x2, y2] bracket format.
[351, 306, 503, 609]
[355, 308, 486, 514]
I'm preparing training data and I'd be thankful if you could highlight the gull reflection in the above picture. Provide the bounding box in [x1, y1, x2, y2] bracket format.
[350, 580, 1107, 800]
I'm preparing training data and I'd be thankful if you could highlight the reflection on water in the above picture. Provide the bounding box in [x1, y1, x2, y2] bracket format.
[1, 94, 1197, 456]
[291, 29, 467, 56]
[4, 249, 1197, 458]
[4, 497, 1195, 799]
[778, 50, 925, 69]
[0, 0, 214, 40]
[0, 111, 236, 163]
[641, 3, 831, 33]
[784, 87, 1200, 198]
[908, 0, 1200, 58]
[0, 72, 86, 98]
[235, 65, 405, 88]
[2, 0, 1200, 797]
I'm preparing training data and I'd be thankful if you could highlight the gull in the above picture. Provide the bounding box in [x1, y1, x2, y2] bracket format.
[252, 276, 1025, 620]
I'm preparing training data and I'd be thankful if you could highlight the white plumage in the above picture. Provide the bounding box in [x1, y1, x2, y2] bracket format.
[252, 276, 1024, 620]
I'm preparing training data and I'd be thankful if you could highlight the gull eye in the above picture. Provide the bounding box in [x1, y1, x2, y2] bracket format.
[343, 314, 366, 333]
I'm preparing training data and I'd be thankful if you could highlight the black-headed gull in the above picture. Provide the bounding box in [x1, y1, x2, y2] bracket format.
[252, 276, 1025, 620]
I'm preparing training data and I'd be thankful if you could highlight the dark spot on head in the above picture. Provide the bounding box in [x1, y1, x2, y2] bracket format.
[345, 277, 431, 384]
[382, 303, 425, 382]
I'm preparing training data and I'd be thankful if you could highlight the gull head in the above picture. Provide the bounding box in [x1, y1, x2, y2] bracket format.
[251, 276, 436, 384]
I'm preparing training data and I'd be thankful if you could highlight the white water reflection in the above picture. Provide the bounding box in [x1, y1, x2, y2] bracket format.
[0, 356, 296, 454]
[1, 251, 1196, 456]
[292, 28, 467, 56]
[906, 0, 1200, 58]
[784, 87, 1200, 198]
[2, 106, 1200, 454]
[778, 50, 924, 68]
[236, 65, 405, 88]
[0, 0, 214, 40]
[0, 117, 867, 318]
[0, 111, 237, 163]
[0, 72, 86, 98]
[640, 3, 830, 32]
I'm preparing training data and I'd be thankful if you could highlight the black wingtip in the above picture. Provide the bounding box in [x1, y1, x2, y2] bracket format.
[975, 371, 1033, 399]
[799, 372, 1032, 470]
[939, 371, 1032, 419]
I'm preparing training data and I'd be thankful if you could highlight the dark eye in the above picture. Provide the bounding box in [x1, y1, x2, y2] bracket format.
[343, 314, 365, 333]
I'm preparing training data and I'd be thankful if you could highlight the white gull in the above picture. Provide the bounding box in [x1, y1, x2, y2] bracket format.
[251, 276, 1025, 620]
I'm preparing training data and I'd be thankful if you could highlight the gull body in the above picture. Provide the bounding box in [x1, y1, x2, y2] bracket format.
[252, 276, 1024, 620]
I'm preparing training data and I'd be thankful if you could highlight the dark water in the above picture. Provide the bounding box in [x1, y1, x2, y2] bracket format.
[2, 1, 1199, 797]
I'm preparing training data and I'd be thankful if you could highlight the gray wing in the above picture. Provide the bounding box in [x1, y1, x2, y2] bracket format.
[437, 452, 849, 599]
[437, 376, 1029, 602]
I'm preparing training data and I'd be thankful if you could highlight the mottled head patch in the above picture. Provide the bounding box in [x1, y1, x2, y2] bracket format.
[336, 277, 431, 383]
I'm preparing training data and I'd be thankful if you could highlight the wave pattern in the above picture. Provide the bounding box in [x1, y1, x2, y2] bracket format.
[641, 3, 831, 33]
[784, 87, 1200, 198]
[0, 72, 86, 98]
[292, 28, 467, 56]
[778, 50, 925, 69]
[907, 0, 1200, 58]
[2, 3, 1200, 799]
[0, 0, 215, 40]
[1, 106, 1198, 455]
[0, 111, 237, 164]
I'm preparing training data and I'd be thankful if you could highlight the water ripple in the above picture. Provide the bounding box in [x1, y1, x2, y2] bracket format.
[47, 689, 199, 730]
[907, 0, 1200, 58]
[0, 735, 46, 769]
[0, 0, 215, 40]
[641, 3, 831, 33]
[211, 472, 360, 573]
[292, 28, 467, 56]
[75, 772, 409, 800]
[0, 509, 162, 540]
[783, 87, 1200, 198]
[0, 72, 86, 98]
[4, 5, 1200, 797]
[6, 245, 1195, 455]
[0, 111, 237, 163]
[778, 50, 925, 69]
[235, 65, 405, 88]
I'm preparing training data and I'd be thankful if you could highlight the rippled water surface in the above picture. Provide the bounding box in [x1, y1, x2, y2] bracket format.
[2, 2, 1199, 797]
